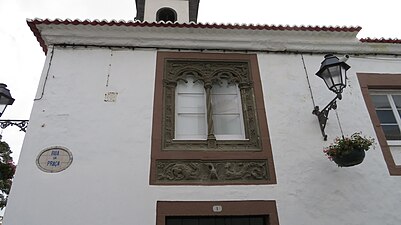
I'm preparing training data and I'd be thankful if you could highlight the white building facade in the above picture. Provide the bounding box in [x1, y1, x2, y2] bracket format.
[4, 1, 401, 225]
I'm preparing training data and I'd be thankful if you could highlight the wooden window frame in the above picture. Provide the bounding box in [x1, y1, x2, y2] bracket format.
[156, 201, 280, 225]
[150, 52, 276, 185]
[358, 73, 401, 175]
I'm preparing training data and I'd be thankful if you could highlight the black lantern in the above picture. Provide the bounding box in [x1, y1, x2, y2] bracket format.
[0, 83, 15, 117]
[0, 84, 29, 132]
[313, 54, 351, 140]
[316, 54, 350, 98]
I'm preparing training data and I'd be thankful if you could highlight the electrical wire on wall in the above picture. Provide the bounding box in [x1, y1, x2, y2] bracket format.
[34, 45, 55, 101]
[301, 54, 316, 108]
[335, 109, 345, 138]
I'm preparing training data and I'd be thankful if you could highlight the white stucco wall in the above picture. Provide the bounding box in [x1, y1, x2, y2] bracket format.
[144, 0, 189, 22]
[4, 46, 401, 225]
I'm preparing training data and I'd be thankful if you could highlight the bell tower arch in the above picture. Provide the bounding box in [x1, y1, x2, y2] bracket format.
[135, 0, 200, 23]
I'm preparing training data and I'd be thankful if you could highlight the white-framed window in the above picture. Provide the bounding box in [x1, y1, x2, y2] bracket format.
[358, 73, 401, 175]
[175, 77, 245, 140]
[370, 90, 401, 165]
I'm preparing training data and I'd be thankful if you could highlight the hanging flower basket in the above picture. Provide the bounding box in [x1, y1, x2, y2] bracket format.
[324, 133, 374, 167]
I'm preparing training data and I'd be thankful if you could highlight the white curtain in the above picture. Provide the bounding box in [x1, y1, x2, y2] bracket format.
[212, 79, 245, 140]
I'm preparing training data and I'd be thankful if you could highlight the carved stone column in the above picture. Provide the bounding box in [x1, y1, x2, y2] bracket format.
[204, 82, 216, 148]
[163, 80, 177, 144]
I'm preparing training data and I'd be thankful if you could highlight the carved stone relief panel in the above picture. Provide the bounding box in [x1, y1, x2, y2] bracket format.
[156, 160, 269, 183]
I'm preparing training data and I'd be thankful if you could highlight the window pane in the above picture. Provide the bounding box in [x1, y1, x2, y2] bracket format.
[167, 216, 267, 225]
[175, 76, 207, 140]
[382, 125, 401, 140]
[212, 94, 240, 114]
[199, 217, 214, 225]
[231, 217, 250, 225]
[176, 114, 206, 139]
[182, 217, 198, 225]
[213, 115, 242, 135]
[215, 218, 225, 225]
[177, 94, 205, 114]
[249, 217, 266, 225]
[371, 95, 391, 109]
[211, 80, 244, 139]
[376, 110, 397, 123]
[166, 218, 182, 225]
[393, 95, 401, 108]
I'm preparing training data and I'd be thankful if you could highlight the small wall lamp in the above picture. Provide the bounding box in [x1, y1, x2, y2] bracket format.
[0, 83, 15, 117]
[313, 54, 351, 140]
[0, 83, 28, 132]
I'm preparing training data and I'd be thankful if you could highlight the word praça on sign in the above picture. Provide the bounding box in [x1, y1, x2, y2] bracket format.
[36, 146, 73, 173]
[47, 160, 61, 167]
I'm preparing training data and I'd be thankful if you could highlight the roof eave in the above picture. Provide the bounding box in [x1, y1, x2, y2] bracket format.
[28, 19, 401, 56]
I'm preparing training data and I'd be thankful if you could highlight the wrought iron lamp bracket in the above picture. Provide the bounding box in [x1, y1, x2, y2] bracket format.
[312, 95, 340, 141]
[0, 120, 29, 132]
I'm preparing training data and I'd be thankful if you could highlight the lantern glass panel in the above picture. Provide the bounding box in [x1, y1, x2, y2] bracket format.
[0, 95, 10, 105]
[322, 65, 347, 94]
[329, 66, 342, 87]
[340, 65, 347, 84]
[320, 68, 334, 91]
[0, 104, 7, 116]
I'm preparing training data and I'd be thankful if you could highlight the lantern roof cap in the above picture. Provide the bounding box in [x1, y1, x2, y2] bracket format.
[316, 54, 350, 76]
[0, 83, 15, 106]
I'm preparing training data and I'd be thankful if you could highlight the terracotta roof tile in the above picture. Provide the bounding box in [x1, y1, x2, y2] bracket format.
[360, 38, 401, 44]
[27, 18, 362, 32]
[27, 18, 363, 54]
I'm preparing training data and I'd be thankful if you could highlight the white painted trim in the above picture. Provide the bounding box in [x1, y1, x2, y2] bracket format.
[35, 24, 401, 55]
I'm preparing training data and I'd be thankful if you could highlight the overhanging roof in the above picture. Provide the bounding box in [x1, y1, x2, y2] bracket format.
[26, 18, 401, 55]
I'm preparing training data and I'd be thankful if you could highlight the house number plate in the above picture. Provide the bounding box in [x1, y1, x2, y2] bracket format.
[36, 146, 73, 173]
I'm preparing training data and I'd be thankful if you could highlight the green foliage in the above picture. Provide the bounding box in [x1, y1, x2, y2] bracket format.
[0, 141, 16, 209]
[324, 132, 375, 159]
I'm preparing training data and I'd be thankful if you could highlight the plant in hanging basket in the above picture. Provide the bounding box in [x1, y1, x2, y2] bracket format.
[323, 132, 374, 167]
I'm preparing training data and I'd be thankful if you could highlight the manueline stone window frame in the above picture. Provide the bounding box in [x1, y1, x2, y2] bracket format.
[358, 73, 401, 175]
[150, 52, 276, 185]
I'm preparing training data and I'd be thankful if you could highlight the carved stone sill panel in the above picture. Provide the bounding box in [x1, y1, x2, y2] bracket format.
[156, 160, 269, 183]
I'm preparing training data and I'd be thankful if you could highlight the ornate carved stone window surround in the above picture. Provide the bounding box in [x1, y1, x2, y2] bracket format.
[164, 59, 258, 150]
[150, 52, 276, 185]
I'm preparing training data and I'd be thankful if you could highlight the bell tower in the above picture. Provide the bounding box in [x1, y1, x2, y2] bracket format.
[135, 0, 200, 23]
